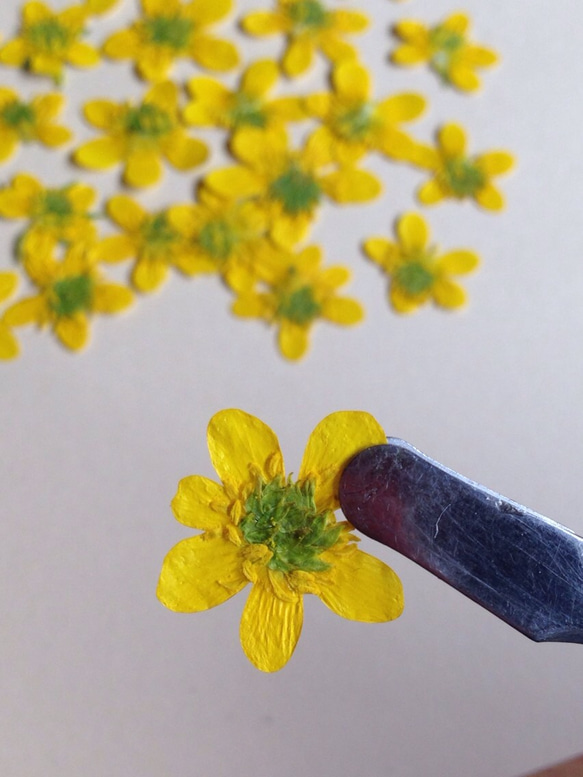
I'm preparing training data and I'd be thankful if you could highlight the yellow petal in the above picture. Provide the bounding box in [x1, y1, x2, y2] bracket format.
[390, 283, 424, 313]
[231, 294, 269, 318]
[163, 132, 208, 170]
[85, 0, 119, 14]
[171, 475, 230, 530]
[268, 96, 306, 122]
[3, 296, 46, 326]
[67, 42, 99, 68]
[106, 194, 145, 231]
[55, 315, 90, 351]
[393, 20, 428, 45]
[31, 93, 63, 120]
[0, 272, 17, 303]
[318, 547, 404, 622]
[205, 166, 263, 199]
[157, 534, 247, 612]
[438, 123, 466, 158]
[0, 39, 27, 67]
[377, 93, 425, 123]
[191, 36, 239, 71]
[67, 182, 96, 212]
[320, 168, 381, 203]
[397, 212, 428, 252]
[207, 408, 284, 492]
[278, 321, 309, 360]
[442, 12, 470, 35]
[390, 44, 427, 66]
[189, 0, 232, 25]
[186, 75, 230, 109]
[0, 322, 19, 360]
[124, 150, 162, 188]
[321, 297, 363, 325]
[131, 259, 167, 292]
[282, 36, 313, 77]
[24, 1, 52, 24]
[362, 237, 395, 269]
[92, 283, 133, 312]
[330, 10, 368, 33]
[333, 60, 370, 102]
[74, 137, 124, 169]
[299, 411, 386, 512]
[448, 64, 480, 92]
[475, 183, 504, 211]
[418, 178, 447, 205]
[432, 278, 467, 309]
[94, 235, 136, 263]
[83, 99, 122, 130]
[476, 151, 514, 176]
[136, 47, 174, 83]
[241, 59, 278, 97]
[241, 11, 285, 35]
[232, 124, 287, 168]
[239, 582, 303, 672]
[102, 29, 140, 60]
[436, 250, 479, 275]
[35, 124, 72, 147]
[271, 213, 312, 249]
[0, 132, 17, 162]
[463, 45, 498, 68]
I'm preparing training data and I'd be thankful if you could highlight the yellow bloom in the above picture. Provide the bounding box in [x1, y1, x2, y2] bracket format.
[230, 244, 363, 360]
[157, 408, 403, 672]
[0, 173, 97, 250]
[103, 0, 238, 82]
[4, 241, 133, 351]
[74, 82, 208, 188]
[411, 124, 514, 211]
[0, 1, 99, 85]
[392, 13, 498, 92]
[205, 126, 381, 248]
[94, 195, 210, 293]
[0, 89, 72, 162]
[242, 0, 368, 77]
[183, 59, 305, 136]
[0, 273, 20, 361]
[305, 60, 425, 164]
[364, 212, 479, 313]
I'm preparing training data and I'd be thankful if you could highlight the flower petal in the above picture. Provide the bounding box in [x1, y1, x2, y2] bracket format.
[67, 42, 99, 67]
[377, 93, 425, 124]
[55, 315, 90, 351]
[463, 45, 498, 68]
[189, 0, 231, 25]
[0, 272, 17, 303]
[35, 124, 72, 147]
[475, 183, 504, 211]
[390, 283, 424, 313]
[92, 283, 133, 313]
[3, 296, 46, 326]
[438, 123, 466, 158]
[320, 168, 382, 203]
[321, 297, 363, 325]
[476, 151, 514, 176]
[278, 321, 309, 360]
[205, 166, 263, 199]
[363, 237, 396, 269]
[241, 11, 286, 35]
[163, 132, 208, 171]
[0, 39, 27, 67]
[333, 61, 370, 102]
[74, 137, 124, 169]
[397, 212, 428, 252]
[191, 36, 239, 71]
[157, 534, 247, 612]
[432, 278, 467, 309]
[124, 150, 162, 188]
[331, 10, 368, 33]
[442, 12, 470, 35]
[299, 411, 386, 512]
[94, 235, 136, 264]
[241, 59, 278, 96]
[448, 64, 480, 92]
[436, 250, 479, 275]
[171, 475, 231, 530]
[282, 36, 313, 77]
[391, 44, 427, 66]
[83, 99, 122, 129]
[106, 194, 145, 232]
[418, 178, 446, 205]
[131, 259, 167, 292]
[0, 322, 19, 360]
[102, 29, 140, 59]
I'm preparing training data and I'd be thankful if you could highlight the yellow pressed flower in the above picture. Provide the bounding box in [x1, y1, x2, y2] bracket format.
[0, 273, 20, 361]
[392, 13, 498, 92]
[364, 212, 479, 313]
[103, 0, 239, 82]
[230, 244, 363, 360]
[205, 126, 381, 249]
[241, 0, 368, 77]
[0, 173, 97, 251]
[184, 59, 305, 137]
[74, 82, 208, 188]
[94, 194, 208, 293]
[157, 408, 403, 672]
[0, 1, 99, 85]
[411, 123, 514, 211]
[0, 89, 72, 162]
[3, 240, 133, 351]
[305, 60, 425, 164]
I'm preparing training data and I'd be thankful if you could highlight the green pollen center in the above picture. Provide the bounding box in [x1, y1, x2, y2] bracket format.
[141, 213, 178, 252]
[28, 19, 72, 53]
[229, 93, 266, 129]
[395, 261, 434, 295]
[144, 15, 193, 50]
[38, 190, 73, 223]
[199, 219, 238, 261]
[270, 165, 321, 215]
[288, 0, 329, 30]
[240, 476, 341, 573]
[125, 103, 173, 138]
[50, 274, 94, 317]
[277, 281, 321, 325]
[1, 100, 36, 134]
[444, 157, 485, 197]
[335, 103, 374, 140]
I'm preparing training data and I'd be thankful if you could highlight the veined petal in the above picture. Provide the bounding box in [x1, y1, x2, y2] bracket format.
[438, 123, 466, 158]
[321, 296, 363, 325]
[432, 277, 467, 309]
[282, 36, 313, 77]
[92, 283, 133, 313]
[0, 323, 19, 360]
[320, 168, 381, 203]
[436, 250, 479, 275]
[124, 150, 162, 188]
[163, 132, 208, 170]
[157, 534, 247, 612]
[131, 259, 167, 291]
[74, 137, 124, 169]
[242, 59, 278, 97]
[240, 582, 303, 672]
[55, 315, 90, 351]
[278, 321, 309, 361]
[241, 11, 286, 35]
[476, 151, 514, 176]
[207, 408, 285, 492]
[171, 475, 231, 530]
[106, 194, 146, 231]
[299, 411, 386, 512]
[475, 182, 504, 211]
[397, 212, 428, 252]
[333, 60, 370, 102]
[191, 36, 239, 71]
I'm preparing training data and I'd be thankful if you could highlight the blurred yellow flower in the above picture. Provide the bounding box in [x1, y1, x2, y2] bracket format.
[230, 244, 363, 360]
[305, 60, 425, 164]
[0, 89, 72, 162]
[412, 123, 514, 210]
[4, 241, 133, 351]
[84, 0, 119, 14]
[74, 82, 208, 188]
[0, 1, 99, 85]
[183, 59, 305, 136]
[0, 273, 20, 361]
[103, 0, 238, 82]
[364, 212, 479, 313]
[157, 408, 403, 672]
[392, 13, 498, 92]
[205, 126, 381, 248]
[242, 0, 368, 77]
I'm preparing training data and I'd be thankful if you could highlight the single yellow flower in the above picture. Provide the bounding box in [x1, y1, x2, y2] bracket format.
[0, 89, 72, 162]
[157, 408, 403, 672]
[74, 82, 208, 188]
[411, 124, 514, 211]
[241, 0, 368, 77]
[305, 60, 425, 164]
[205, 126, 381, 248]
[392, 13, 498, 92]
[183, 59, 305, 137]
[4, 240, 133, 351]
[0, 1, 99, 85]
[0, 173, 97, 250]
[103, 0, 239, 82]
[94, 194, 209, 293]
[230, 244, 363, 360]
[364, 212, 479, 313]
[0, 273, 20, 361]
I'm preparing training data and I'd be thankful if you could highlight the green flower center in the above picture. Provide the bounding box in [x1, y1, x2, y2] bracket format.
[240, 476, 341, 573]
[229, 93, 266, 129]
[270, 164, 321, 215]
[395, 261, 434, 295]
[50, 274, 94, 317]
[335, 103, 374, 140]
[1, 100, 36, 135]
[199, 219, 238, 261]
[288, 0, 329, 31]
[141, 213, 178, 254]
[144, 15, 193, 50]
[124, 103, 173, 139]
[277, 281, 321, 325]
[443, 157, 486, 197]
[429, 26, 464, 79]
[28, 19, 72, 53]
[37, 189, 73, 224]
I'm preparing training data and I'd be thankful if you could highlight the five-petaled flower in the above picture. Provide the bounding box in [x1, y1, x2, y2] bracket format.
[157, 408, 404, 672]
[0, 1, 99, 85]
[391, 12, 498, 92]
[364, 212, 479, 313]
[0, 89, 72, 163]
[0, 273, 20, 361]
[103, 0, 239, 82]
[74, 82, 208, 188]
[241, 0, 368, 78]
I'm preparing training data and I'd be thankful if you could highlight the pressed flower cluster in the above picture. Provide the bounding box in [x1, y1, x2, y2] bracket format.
[0, 0, 514, 361]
